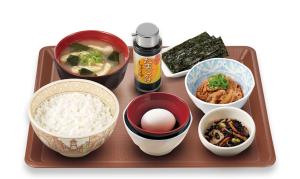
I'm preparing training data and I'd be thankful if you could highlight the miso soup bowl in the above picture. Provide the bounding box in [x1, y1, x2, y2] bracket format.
[28, 79, 120, 157]
[185, 58, 255, 113]
[54, 30, 129, 90]
[198, 107, 256, 156]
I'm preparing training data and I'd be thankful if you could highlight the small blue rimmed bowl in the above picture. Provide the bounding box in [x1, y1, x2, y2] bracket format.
[185, 58, 255, 113]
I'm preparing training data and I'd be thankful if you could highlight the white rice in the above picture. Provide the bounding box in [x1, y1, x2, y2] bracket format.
[34, 92, 113, 137]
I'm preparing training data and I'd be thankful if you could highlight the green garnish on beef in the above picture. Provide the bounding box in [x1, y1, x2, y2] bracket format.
[108, 51, 120, 63]
[69, 43, 90, 52]
[208, 74, 229, 90]
[162, 32, 228, 73]
[66, 55, 80, 66]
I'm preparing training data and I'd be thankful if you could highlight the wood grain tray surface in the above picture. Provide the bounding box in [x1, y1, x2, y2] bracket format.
[25, 46, 276, 168]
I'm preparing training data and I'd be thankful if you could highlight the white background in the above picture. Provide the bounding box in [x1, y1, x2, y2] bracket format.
[0, 0, 298, 178]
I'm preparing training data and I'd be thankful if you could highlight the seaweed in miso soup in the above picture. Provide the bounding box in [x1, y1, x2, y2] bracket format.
[59, 40, 124, 76]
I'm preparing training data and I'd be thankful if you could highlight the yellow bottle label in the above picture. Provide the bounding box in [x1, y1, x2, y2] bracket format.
[134, 52, 161, 84]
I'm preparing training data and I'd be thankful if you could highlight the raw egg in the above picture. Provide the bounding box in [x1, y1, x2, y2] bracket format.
[141, 108, 176, 132]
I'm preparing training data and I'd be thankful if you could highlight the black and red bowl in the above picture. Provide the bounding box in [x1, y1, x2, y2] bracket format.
[126, 92, 191, 138]
[54, 30, 129, 90]
[124, 109, 191, 140]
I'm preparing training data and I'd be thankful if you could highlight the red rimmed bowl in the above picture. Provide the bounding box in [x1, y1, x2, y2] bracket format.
[54, 30, 129, 90]
[126, 92, 190, 137]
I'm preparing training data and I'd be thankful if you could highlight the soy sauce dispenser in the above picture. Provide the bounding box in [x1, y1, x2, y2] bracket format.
[132, 23, 162, 92]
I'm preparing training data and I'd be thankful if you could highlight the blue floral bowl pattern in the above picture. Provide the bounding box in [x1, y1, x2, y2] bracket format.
[185, 58, 255, 113]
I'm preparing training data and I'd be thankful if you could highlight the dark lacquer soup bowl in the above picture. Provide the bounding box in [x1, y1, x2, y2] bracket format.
[54, 30, 129, 90]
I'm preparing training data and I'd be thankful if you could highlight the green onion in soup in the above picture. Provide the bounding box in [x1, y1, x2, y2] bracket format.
[60, 41, 123, 77]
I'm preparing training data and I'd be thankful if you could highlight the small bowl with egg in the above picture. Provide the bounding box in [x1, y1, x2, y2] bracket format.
[54, 30, 130, 90]
[123, 92, 192, 156]
[28, 79, 119, 157]
[185, 58, 255, 113]
[198, 107, 256, 156]
[126, 92, 190, 138]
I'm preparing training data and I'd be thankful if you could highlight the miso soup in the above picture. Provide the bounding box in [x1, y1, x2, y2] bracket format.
[59, 40, 124, 76]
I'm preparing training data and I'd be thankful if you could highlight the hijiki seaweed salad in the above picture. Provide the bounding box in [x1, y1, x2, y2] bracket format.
[162, 32, 228, 73]
[205, 118, 249, 147]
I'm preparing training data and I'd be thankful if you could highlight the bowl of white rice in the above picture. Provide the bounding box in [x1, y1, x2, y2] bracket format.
[28, 79, 119, 157]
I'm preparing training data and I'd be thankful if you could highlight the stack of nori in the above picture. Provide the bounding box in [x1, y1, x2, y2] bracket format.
[162, 32, 228, 73]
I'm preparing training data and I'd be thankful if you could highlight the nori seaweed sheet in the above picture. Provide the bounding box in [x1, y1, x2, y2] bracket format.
[162, 32, 228, 73]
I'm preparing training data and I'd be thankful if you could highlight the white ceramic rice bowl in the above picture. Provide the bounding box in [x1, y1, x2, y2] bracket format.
[28, 79, 119, 157]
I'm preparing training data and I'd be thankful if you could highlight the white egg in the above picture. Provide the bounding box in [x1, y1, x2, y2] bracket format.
[141, 108, 176, 132]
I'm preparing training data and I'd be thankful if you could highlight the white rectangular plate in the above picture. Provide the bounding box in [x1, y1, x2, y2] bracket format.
[161, 47, 189, 78]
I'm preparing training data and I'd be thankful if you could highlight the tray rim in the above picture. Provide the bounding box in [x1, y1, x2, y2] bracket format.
[24, 46, 276, 168]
